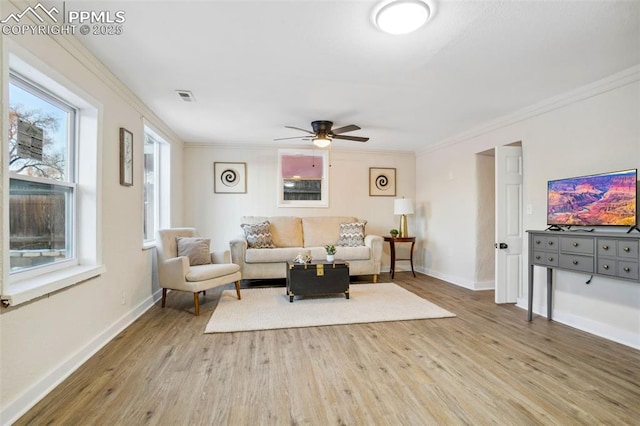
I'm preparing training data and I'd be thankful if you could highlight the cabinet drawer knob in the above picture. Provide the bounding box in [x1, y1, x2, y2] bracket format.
[572, 260, 578, 265]
[572, 242, 578, 247]
[535, 240, 541, 245]
[548, 241, 554, 246]
[602, 245, 609, 250]
[548, 257, 554, 262]
[535, 255, 541, 260]
[624, 267, 631, 273]
[603, 264, 610, 270]
[624, 247, 631, 252]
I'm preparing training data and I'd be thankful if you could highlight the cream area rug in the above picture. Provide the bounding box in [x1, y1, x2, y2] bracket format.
[204, 283, 455, 333]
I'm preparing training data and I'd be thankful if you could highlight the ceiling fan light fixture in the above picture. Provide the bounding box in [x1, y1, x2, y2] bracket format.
[374, 0, 430, 35]
[312, 136, 332, 148]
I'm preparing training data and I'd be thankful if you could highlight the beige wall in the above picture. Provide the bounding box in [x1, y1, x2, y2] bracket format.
[182, 145, 416, 268]
[0, 0, 636, 420]
[416, 69, 640, 348]
[0, 7, 184, 423]
[475, 153, 495, 285]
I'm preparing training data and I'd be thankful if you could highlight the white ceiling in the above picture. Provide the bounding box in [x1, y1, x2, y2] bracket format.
[71, 0, 640, 152]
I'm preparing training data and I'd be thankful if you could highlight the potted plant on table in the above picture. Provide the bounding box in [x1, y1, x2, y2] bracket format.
[389, 229, 399, 238]
[325, 244, 336, 262]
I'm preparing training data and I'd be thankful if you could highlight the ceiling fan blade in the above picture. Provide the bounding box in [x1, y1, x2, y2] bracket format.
[273, 136, 309, 141]
[331, 124, 361, 134]
[333, 134, 369, 142]
[284, 125, 314, 134]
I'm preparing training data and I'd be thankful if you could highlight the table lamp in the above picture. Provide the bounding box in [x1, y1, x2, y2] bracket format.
[394, 198, 414, 238]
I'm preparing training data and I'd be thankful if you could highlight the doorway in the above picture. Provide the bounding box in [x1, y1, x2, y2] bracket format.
[476, 142, 523, 304]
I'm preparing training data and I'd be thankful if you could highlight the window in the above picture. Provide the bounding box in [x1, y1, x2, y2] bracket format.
[2, 50, 103, 307]
[143, 125, 169, 245]
[8, 74, 77, 274]
[277, 149, 329, 208]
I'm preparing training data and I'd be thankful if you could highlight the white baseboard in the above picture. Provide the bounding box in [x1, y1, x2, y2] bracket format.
[416, 266, 492, 291]
[474, 280, 495, 291]
[1, 290, 162, 426]
[515, 300, 639, 350]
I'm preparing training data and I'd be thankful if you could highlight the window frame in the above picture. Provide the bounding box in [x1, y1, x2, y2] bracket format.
[1, 45, 104, 307]
[142, 123, 170, 248]
[277, 148, 330, 208]
[8, 72, 79, 278]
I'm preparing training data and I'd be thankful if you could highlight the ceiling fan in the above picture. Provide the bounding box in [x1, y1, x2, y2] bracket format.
[274, 120, 369, 147]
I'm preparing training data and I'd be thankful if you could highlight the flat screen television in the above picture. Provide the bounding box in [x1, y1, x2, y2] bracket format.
[547, 169, 637, 227]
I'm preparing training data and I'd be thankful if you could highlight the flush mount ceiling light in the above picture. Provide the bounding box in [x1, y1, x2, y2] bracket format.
[374, 0, 431, 35]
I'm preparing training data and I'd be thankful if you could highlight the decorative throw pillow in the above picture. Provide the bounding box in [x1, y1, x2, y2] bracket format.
[241, 221, 276, 249]
[337, 222, 366, 247]
[176, 237, 212, 266]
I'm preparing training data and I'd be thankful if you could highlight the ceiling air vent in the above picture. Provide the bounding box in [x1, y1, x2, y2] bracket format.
[175, 90, 195, 102]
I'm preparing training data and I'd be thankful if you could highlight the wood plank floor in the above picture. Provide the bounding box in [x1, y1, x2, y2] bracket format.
[16, 273, 640, 425]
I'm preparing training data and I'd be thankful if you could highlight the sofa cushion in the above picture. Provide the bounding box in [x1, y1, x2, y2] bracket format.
[307, 246, 370, 261]
[302, 216, 358, 248]
[337, 222, 366, 247]
[336, 246, 371, 261]
[244, 246, 371, 263]
[241, 216, 303, 247]
[245, 247, 305, 263]
[176, 237, 211, 266]
[186, 263, 240, 282]
[240, 221, 276, 248]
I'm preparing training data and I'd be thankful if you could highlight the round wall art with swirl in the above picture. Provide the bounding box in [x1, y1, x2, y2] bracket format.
[369, 167, 396, 196]
[214, 162, 247, 193]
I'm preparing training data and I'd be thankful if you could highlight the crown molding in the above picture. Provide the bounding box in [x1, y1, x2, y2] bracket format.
[184, 142, 415, 157]
[4, 0, 182, 145]
[418, 64, 640, 156]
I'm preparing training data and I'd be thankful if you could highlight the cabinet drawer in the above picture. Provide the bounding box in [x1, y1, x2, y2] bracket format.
[533, 251, 559, 267]
[617, 241, 639, 259]
[618, 261, 639, 280]
[559, 254, 594, 273]
[532, 236, 559, 251]
[532, 251, 546, 266]
[597, 239, 617, 257]
[560, 237, 594, 255]
[597, 259, 617, 276]
[617, 260, 640, 280]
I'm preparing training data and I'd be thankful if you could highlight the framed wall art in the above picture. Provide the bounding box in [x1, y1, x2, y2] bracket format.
[120, 128, 133, 186]
[369, 167, 396, 196]
[214, 162, 247, 193]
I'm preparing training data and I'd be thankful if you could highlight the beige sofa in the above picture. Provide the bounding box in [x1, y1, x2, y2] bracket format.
[230, 216, 383, 282]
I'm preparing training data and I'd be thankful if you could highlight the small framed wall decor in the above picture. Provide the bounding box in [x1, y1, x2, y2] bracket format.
[369, 167, 396, 196]
[120, 128, 133, 186]
[214, 162, 247, 193]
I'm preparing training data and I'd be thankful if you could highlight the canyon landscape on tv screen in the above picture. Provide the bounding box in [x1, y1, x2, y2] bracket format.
[547, 169, 637, 226]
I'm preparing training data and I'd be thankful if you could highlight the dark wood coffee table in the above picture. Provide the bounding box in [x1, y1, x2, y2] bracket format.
[286, 261, 350, 302]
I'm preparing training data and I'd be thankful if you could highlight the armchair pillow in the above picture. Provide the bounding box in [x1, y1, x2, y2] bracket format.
[337, 222, 366, 247]
[241, 221, 276, 248]
[176, 237, 212, 266]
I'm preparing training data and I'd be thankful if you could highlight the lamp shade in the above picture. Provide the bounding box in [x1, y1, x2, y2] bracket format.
[313, 137, 331, 148]
[394, 198, 414, 215]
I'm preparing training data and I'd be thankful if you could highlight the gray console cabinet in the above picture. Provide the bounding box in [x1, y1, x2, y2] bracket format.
[527, 230, 640, 321]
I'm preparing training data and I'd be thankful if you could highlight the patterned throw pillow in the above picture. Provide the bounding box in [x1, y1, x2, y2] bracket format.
[241, 221, 276, 249]
[337, 222, 366, 247]
[176, 237, 212, 266]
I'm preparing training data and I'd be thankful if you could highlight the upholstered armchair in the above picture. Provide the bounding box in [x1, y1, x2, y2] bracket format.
[156, 228, 241, 316]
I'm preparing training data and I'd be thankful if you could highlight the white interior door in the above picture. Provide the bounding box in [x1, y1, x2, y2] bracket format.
[495, 145, 523, 303]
